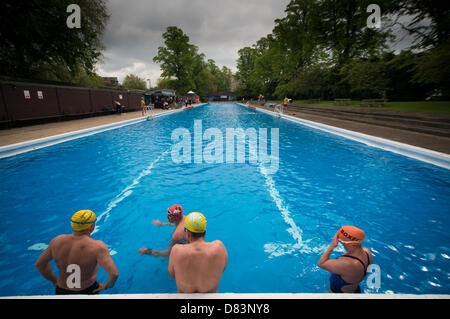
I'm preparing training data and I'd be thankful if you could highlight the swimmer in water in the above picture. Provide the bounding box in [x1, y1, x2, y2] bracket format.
[168, 212, 228, 293]
[318, 226, 373, 293]
[34, 210, 119, 295]
[139, 204, 186, 257]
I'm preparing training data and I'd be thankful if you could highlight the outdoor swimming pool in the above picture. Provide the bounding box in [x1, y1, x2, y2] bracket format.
[0, 103, 449, 296]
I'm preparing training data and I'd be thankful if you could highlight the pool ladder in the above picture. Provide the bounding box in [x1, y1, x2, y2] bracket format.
[274, 104, 283, 116]
[146, 104, 154, 120]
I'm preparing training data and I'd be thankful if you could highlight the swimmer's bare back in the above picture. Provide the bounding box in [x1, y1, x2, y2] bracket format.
[169, 240, 227, 293]
[48, 235, 111, 290]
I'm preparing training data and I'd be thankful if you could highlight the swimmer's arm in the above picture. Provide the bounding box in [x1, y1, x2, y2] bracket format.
[34, 240, 57, 285]
[318, 232, 343, 273]
[96, 242, 119, 290]
[168, 245, 181, 278]
[318, 248, 347, 275]
[155, 239, 179, 257]
[217, 241, 228, 271]
[152, 219, 174, 226]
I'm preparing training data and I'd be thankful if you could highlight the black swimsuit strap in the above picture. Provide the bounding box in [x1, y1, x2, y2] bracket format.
[340, 253, 370, 274]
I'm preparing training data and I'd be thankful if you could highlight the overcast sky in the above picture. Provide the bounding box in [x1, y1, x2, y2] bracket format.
[96, 0, 417, 87]
[96, 0, 290, 87]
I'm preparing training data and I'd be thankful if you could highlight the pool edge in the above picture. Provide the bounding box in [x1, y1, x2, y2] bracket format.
[239, 103, 450, 170]
[2, 292, 449, 299]
[0, 104, 207, 159]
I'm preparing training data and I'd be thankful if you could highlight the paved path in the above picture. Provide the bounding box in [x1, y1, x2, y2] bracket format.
[0, 109, 168, 147]
[256, 104, 450, 155]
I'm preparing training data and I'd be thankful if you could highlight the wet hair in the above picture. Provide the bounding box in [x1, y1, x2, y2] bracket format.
[187, 230, 206, 239]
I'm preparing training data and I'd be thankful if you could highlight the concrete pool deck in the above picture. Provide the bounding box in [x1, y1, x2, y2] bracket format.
[0, 108, 171, 147]
[255, 104, 450, 155]
[2, 292, 449, 299]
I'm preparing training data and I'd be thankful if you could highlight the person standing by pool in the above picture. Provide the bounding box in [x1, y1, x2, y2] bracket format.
[318, 226, 373, 293]
[34, 210, 119, 295]
[139, 204, 186, 257]
[141, 97, 146, 116]
[168, 212, 228, 293]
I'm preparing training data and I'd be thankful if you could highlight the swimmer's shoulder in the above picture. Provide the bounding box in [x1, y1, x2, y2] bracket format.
[49, 234, 72, 247]
[363, 247, 373, 263]
[208, 240, 227, 257]
[172, 228, 185, 242]
[92, 239, 109, 251]
[210, 240, 226, 250]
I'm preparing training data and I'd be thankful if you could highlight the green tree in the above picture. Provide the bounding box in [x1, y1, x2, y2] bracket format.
[391, 1, 450, 96]
[220, 66, 233, 92]
[153, 26, 198, 94]
[384, 51, 433, 101]
[392, 0, 450, 49]
[235, 46, 258, 97]
[0, 0, 109, 81]
[314, 0, 391, 66]
[122, 74, 147, 90]
[155, 77, 177, 90]
[412, 43, 450, 95]
[340, 59, 389, 98]
[192, 55, 217, 98]
[204, 59, 233, 92]
[154, 26, 235, 97]
[272, 0, 320, 70]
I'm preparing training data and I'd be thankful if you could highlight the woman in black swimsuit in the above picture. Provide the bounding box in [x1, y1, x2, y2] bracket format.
[318, 226, 373, 293]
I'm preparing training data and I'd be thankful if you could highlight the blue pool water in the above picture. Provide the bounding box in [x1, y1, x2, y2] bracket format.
[0, 103, 449, 296]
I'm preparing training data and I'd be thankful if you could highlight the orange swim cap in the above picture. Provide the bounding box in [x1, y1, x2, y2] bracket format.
[338, 226, 365, 246]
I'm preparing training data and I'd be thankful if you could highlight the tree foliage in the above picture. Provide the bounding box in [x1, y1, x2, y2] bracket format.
[0, 0, 109, 84]
[235, 0, 450, 100]
[153, 26, 234, 98]
[122, 74, 147, 90]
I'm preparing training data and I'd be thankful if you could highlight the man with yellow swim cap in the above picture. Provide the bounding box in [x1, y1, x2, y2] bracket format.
[318, 225, 373, 293]
[168, 212, 228, 293]
[34, 210, 119, 295]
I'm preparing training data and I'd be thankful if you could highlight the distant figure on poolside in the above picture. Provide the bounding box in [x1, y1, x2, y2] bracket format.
[141, 97, 146, 116]
[318, 226, 373, 293]
[283, 97, 289, 107]
[34, 210, 119, 295]
[168, 212, 228, 293]
[114, 100, 124, 114]
[139, 204, 186, 257]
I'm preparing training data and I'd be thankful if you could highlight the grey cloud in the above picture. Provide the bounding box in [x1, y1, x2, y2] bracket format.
[97, 0, 290, 84]
[97, 0, 419, 85]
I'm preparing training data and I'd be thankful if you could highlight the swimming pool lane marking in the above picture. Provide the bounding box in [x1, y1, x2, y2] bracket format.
[246, 140, 327, 257]
[92, 147, 172, 235]
[26, 148, 169, 250]
[258, 164, 329, 257]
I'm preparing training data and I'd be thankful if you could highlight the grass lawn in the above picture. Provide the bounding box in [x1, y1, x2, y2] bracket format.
[267, 100, 450, 114]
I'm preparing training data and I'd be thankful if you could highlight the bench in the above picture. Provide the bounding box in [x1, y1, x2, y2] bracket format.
[334, 98, 351, 106]
[359, 99, 387, 107]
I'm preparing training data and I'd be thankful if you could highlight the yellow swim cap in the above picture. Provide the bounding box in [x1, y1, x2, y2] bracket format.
[184, 212, 207, 233]
[71, 210, 97, 231]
